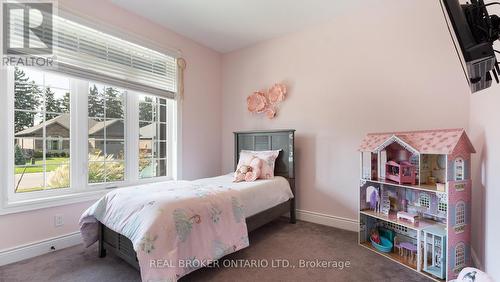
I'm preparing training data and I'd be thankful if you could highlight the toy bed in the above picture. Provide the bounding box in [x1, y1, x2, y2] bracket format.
[97, 129, 296, 270]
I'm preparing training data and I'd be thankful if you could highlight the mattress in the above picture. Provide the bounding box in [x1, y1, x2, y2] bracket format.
[192, 174, 294, 217]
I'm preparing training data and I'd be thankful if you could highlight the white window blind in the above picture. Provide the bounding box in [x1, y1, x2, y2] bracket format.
[8, 9, 177, 99]
[55, 17, 177, 98]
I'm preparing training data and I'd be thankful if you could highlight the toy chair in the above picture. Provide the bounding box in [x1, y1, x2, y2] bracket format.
[400, 242, 417, 265]
[394, 236, 402, 256]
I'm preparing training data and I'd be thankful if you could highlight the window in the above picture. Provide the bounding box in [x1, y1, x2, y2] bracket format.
[456, 201, 465, 226]
[48, 139, 62, 151]
[2, 66, 177, 211]
[14, 68, 71, 193]
[88, 84, 126, 184]
[438, 201, 447, 213]
[438, 193, 447, 213]
[455, 157, 465, 181]
[419, 193, 430, 209]
[1, 13, 179, 213]
[455, 243, 465, 268]
[383, 221, 408, 233]
[139, 95, 168, 179]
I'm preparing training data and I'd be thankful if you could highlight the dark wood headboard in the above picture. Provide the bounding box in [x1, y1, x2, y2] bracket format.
[233, 129, 295, 180]
[233, 129, 296, 224]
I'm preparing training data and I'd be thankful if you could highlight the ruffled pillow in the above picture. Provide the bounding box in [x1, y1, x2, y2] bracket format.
[235, 150, 281, 180]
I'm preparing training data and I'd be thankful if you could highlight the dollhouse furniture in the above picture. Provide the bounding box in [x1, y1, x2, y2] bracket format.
[436, 183, 446, 192]
[371, 236, 393, 253]
[386, 160, 417, 185]
[400, 242, 418, 264]
[358, 129, 475, 281]
[428, 176, 437, 185]
[394, 236, 403, 256]
[397, 211, 418, 224]
[371, 228, 394, 253]
[423, 226, 447, 280]
[367, 187, 380, 212]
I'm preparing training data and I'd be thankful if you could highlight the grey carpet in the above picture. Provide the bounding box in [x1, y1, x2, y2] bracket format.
[0, 219, 430, 282]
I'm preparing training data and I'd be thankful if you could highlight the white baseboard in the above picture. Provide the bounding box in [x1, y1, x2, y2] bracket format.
[296, 209, 358, 232]
[471, 247, 483, 270]
[0, 232, 82, 267]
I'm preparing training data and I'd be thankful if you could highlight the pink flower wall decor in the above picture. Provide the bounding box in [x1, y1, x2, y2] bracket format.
[247, 91, 267, 113]
[247, 83, 288, 119]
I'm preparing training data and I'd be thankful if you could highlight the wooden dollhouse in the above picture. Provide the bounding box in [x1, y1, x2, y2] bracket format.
[358, 129, 475, 281]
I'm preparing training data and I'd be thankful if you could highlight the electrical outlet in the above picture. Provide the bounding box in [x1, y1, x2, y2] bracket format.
[54, 214, 64, 227]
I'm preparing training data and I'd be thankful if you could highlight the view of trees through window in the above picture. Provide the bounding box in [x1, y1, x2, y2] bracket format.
[14, 67, 71, 193]
[13, 67, 171, 193]
[88, 84, 126, 184]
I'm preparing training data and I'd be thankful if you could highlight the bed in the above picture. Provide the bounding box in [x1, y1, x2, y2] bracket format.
[93, 129, 296, 274]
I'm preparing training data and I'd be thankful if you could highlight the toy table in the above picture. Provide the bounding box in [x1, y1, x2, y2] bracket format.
[400, 242, 417, 264]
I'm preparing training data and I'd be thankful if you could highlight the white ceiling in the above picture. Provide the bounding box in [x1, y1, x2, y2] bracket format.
[111, 0, 361, 53]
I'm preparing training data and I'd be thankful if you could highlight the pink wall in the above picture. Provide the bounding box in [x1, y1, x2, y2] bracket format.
[460, 0, 500, 279]
[467, 2, 500, 275]
[0, 202, 92, 250]
[469, 85, 500, 278]
[221, 1, 470, 229]
[0, 0, 222, 250]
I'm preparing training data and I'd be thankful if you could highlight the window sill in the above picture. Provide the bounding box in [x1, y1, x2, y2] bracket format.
[0, 189, 109, 216]
[0, 177, 175, 215]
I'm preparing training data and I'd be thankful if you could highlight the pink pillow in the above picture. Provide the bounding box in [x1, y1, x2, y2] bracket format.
[236, 150, 280, 180]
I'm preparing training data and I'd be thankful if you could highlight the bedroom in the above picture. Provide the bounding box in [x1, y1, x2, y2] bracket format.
[0, 0, 498, 281]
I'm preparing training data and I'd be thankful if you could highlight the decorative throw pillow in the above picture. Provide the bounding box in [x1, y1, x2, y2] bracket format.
[236, 150, 281, 180]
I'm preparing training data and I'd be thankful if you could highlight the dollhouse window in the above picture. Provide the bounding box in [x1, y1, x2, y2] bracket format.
[455, 158, 465, 181]
[438, 193, 447, 213]
[438, 201, 447, 213]
[456, 201, 465, 226]
[419, 193, 430, 208]
[455, 243, 465, 268]
[385, 222, 408, 233]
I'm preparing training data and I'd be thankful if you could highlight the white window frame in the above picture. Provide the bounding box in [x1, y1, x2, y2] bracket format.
[0, 67, 179, 215]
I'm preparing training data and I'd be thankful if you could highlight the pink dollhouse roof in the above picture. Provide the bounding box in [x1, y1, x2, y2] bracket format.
[359, 128, 475, 154]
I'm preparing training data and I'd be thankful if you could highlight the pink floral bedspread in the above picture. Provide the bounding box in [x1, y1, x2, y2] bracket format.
[79, 180, 249, 281]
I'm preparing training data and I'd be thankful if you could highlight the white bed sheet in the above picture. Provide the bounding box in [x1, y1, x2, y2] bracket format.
[192, 174, 294, 217]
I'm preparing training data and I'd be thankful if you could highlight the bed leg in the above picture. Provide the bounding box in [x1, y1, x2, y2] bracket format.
[289, 199, 296, 224]
[98, 223, 106, 258]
